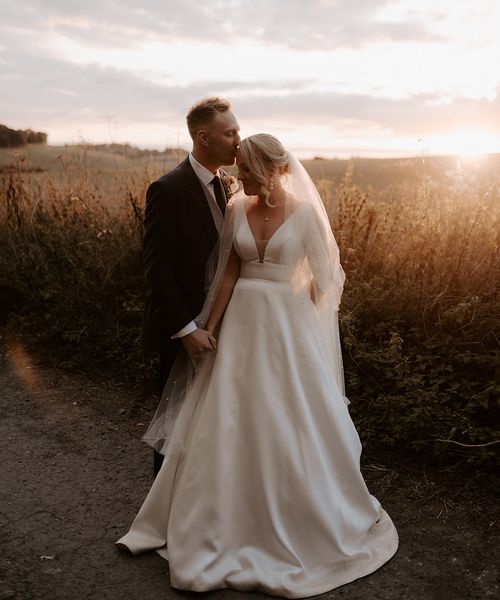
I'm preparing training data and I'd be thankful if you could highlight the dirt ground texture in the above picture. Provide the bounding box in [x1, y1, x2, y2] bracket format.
[0, 336, 498, 600]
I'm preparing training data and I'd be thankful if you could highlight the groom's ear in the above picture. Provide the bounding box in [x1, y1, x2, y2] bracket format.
[197, 128, 209, 147]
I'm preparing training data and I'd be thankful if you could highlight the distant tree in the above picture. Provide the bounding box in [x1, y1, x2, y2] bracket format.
[0, 124, 48, 147]
[26, 129, 47, 144]
[11, 129, 27, 147]
[0, 125, 10, 147]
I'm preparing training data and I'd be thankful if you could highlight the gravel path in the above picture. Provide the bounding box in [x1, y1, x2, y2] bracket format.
[0, 337, 498, 600]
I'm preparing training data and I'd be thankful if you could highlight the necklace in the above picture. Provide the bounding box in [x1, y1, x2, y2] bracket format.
[257, 192, 285, 222]
[258, 207, 272, 222]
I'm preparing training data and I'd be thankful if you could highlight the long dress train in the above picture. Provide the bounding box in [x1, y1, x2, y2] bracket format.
[116, 200, 398, 598]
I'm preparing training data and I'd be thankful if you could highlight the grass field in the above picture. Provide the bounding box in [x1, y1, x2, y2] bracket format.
[1, 144, 498, 472]
[2, 143, 499, 190]
[0, 144, 182, 174]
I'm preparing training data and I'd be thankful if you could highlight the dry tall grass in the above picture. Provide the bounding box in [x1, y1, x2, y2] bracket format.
[1, 151, 498, 470]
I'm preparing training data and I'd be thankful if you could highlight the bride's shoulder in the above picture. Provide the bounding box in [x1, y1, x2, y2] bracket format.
[289, 199, 327, 235]
[288, 196, 314, 218]
[232, 194, 258, 216]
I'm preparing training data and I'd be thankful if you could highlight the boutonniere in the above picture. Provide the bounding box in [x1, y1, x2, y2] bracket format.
[220, 173, 240, 197]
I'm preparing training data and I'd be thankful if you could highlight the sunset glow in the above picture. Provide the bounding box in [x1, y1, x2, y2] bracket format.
[421, 130, 500, 159]
[1, 1, 499, 158]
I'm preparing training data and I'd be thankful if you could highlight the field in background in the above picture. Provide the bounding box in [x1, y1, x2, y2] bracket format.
[2, 144, 499, 190]
[0, 144, 498, 473]
[0, 144, 183, 174]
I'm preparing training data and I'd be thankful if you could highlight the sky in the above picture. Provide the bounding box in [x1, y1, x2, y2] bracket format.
[1, 0, 500, 158]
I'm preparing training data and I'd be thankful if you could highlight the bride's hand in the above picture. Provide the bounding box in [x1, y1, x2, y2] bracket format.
[207, 330, 217, 350]
[182, 329, 217, 356]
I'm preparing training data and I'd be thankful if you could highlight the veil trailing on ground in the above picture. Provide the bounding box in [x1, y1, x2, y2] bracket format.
[142, 147, 346, 456]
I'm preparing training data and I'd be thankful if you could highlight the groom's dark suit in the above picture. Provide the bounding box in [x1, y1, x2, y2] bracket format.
[143, 156, 225, 384]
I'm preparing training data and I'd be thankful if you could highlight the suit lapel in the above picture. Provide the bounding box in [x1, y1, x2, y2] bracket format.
[179, 158, 219, 245]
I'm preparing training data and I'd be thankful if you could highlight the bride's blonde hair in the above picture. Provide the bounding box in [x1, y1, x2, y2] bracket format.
[238, 134, 289, 206]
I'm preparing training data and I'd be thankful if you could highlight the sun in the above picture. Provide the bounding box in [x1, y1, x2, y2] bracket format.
[426, 129, 500, 159]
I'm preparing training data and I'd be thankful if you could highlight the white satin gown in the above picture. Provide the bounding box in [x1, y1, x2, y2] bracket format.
[117, 202, 398, 598]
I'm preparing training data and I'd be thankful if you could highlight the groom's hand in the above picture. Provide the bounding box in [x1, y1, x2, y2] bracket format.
[182, 329, 216, 357]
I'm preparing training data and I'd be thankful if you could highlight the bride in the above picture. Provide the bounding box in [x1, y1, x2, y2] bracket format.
[116, 134, 398, 598]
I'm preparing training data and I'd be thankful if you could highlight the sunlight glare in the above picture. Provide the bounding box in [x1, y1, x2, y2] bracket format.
[424, 130, 500, 159]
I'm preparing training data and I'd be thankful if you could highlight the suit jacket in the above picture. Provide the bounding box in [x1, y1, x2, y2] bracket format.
[142, 156, 225, 354]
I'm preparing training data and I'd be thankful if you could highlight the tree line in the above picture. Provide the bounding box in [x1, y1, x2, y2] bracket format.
[0, 124, 48, 148]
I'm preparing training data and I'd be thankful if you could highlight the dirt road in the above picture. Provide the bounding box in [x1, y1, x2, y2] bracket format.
[1, 338, 497, 600]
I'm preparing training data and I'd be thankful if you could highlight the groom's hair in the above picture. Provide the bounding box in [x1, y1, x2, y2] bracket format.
[187, 97, 232, 139]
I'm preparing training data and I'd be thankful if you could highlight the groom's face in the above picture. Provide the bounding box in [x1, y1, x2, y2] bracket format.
[205, 111, 240, 166]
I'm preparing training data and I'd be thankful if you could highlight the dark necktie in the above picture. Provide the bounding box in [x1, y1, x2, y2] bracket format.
[212, 175, 226, 216]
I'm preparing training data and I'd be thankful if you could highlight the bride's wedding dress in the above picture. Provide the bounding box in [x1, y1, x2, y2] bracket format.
[117, 196, 398, 598]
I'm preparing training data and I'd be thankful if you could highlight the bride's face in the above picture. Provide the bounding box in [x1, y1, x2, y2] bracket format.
[236, 151, 261, 196]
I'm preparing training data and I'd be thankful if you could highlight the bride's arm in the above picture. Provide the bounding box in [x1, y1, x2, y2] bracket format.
[206, 245, 240, 335]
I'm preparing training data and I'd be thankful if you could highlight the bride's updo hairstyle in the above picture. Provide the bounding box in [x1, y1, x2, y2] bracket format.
[238, 134, 289, 206]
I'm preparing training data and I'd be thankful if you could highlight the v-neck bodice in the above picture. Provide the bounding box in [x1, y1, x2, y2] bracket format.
[254, 239, 270, 263]
[233, 202, 309, 280]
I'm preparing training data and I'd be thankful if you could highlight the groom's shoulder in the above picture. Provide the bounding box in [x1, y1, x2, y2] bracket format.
[154, 157, 191, 189]
[146, 158, 193, 205]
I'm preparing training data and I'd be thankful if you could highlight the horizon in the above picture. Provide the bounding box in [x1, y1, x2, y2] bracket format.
[35, 140, 500, 162]
[6, 138, 500, 165]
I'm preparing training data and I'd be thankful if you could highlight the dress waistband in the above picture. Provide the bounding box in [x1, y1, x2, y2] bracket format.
[239, 262, 293, 282]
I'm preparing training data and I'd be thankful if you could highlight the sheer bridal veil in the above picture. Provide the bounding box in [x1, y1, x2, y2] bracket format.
[143, 135, 346, 456]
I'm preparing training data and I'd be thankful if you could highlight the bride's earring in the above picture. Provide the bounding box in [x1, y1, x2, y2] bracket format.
[269, 177, 274, 190]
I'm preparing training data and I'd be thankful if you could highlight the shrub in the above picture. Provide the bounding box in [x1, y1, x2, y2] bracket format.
[1, 152, 498, 471]
[0, 150, 152, 376]
[326, 171, 499, 471]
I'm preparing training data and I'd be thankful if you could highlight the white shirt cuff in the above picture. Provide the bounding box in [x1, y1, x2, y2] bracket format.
[171, 321, 197, 339]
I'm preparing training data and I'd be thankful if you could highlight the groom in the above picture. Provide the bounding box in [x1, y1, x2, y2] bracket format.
[142, 97, 240, 475]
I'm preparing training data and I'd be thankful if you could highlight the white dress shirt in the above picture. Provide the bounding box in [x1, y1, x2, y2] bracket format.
[171, 153, 225, 339]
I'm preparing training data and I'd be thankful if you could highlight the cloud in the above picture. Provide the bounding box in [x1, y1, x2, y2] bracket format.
[0, 44, 317, 128]
[1, 1, 498, 154]
[0, 49, 189, 127]
[1, 0, 442, 51]
[2, 41, 498, 144]
[235, 89, 500, 137]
